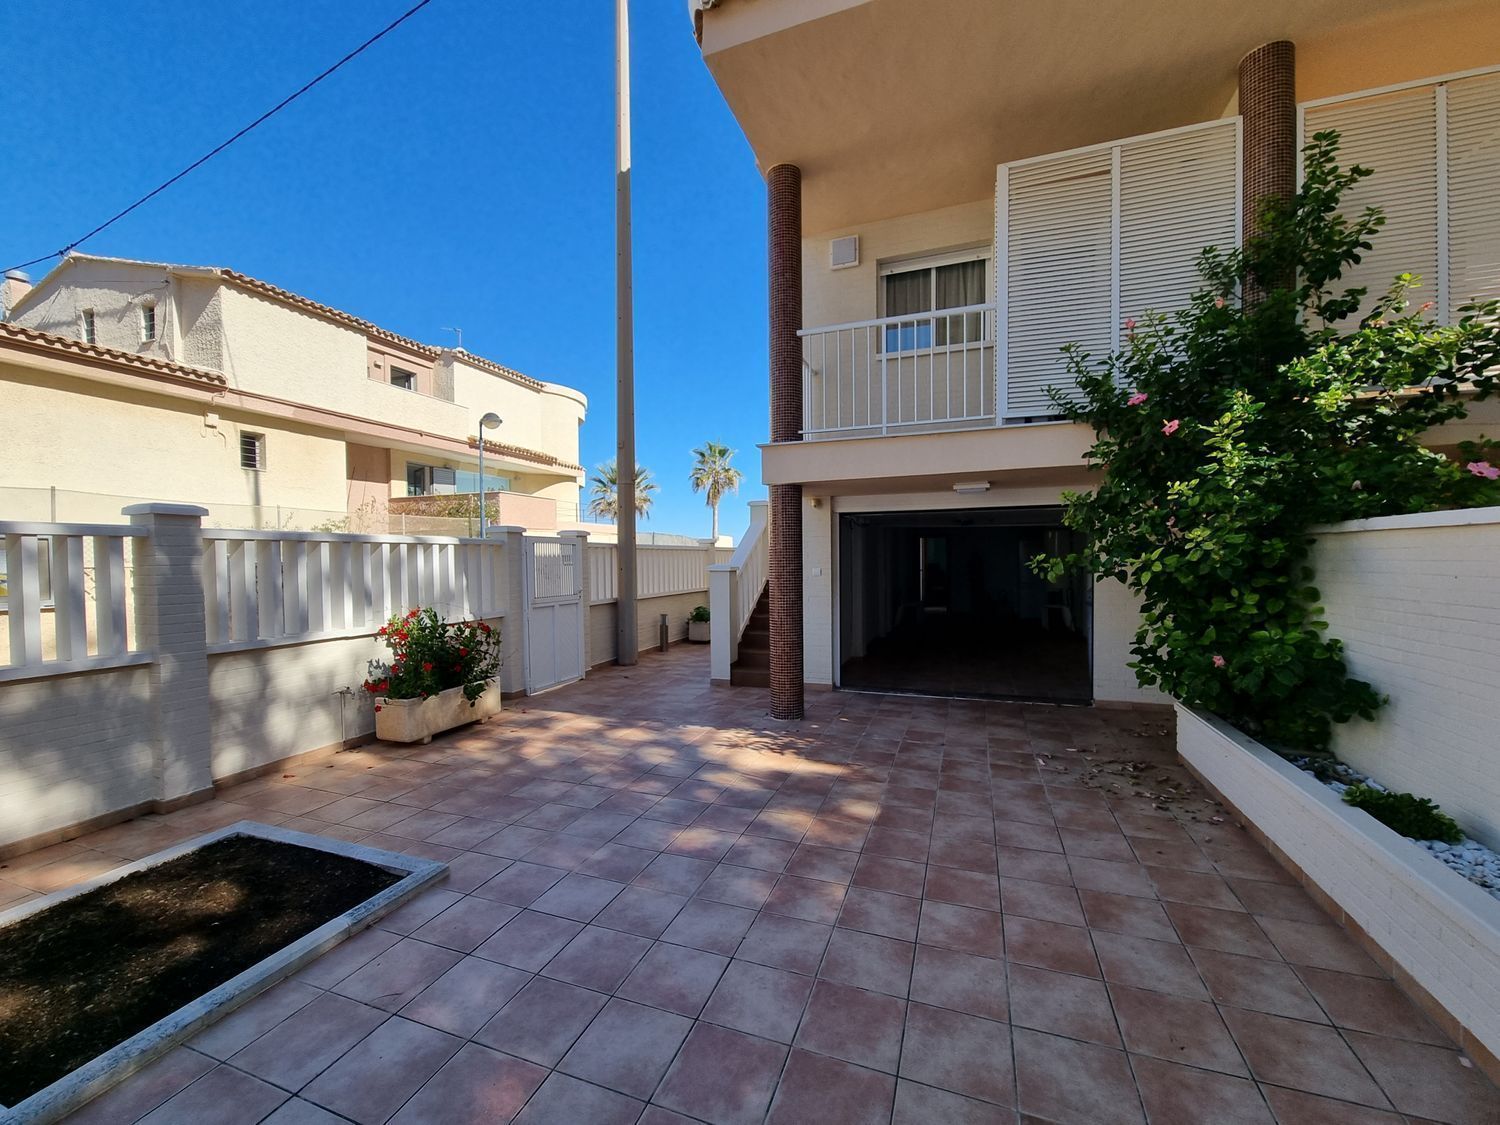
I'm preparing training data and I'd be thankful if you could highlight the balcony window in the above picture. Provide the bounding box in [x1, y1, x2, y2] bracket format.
[140, 302, 156, 342]
[81, 308, 96, 344]
[390, 367, 416, 391]
[880, 255, 987, 351]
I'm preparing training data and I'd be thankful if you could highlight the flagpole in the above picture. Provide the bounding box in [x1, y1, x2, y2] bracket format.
[615, 0, 639, 666]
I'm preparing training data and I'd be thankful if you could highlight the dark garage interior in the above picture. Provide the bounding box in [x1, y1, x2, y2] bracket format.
[838, 506, 1092, 703]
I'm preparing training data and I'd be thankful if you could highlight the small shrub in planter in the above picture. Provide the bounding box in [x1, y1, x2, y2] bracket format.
[687, 605, 710, 643]
[1342, 784, 1463, 844]
[365, 608, 502, 742]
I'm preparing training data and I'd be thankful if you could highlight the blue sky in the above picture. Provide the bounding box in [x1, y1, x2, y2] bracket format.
[0, 1, 768, 538]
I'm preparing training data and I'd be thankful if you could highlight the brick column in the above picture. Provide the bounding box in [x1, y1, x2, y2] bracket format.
[124, 503, 213, 809]
[767, 163, 804, 720]
[1239, 41, 1297, 300]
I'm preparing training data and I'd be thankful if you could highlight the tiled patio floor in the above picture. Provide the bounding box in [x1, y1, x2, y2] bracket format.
[8, 646, 1498, 1124]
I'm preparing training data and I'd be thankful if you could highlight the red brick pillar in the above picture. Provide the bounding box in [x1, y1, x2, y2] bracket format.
[1239, 41, 1297, 301]
[767, 163, 804, 721]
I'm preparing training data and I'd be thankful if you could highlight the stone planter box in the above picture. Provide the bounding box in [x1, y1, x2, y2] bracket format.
[375, 682, 501, 744]
[1175, 704, 1500, 1075]
[687, 619, 711, 644]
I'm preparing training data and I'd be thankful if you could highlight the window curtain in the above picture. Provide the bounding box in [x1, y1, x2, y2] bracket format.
[935, 259, 985, 345]
[883, 268, 932, 351]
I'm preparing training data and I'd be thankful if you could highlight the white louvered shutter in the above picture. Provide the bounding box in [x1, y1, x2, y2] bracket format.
[1001, 151, 1113, 419]
[1305, 87, 1440, 322]
[1118, 121, 1239, 327]
[1446, 72, 1500, 318]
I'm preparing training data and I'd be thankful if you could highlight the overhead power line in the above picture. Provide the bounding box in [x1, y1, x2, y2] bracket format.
[3, 0, 439, 275]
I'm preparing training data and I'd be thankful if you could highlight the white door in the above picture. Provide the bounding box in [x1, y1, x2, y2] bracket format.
[523, 536, 585, 694]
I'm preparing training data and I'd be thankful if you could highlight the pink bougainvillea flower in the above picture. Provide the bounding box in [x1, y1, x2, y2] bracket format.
[1212, 654, 1226, 669]
[1127, 392, 1148, 407]
[1162, 419, 1180, 436]
[1466, 460, 1499, 480]
[1124, 318, 1136, 330]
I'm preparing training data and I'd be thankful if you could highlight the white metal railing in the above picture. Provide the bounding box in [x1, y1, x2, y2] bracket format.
[1, 521, 148, 676]
[587, 542, 729, 605]
[708, 501, 769, 680]
[800, 304, 996, 437]
[201, 530, 507, 652]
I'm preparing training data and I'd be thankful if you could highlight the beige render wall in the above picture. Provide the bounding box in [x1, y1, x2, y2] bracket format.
[0, 364, 349, 520]
[1313, 510, 1500, 847]
[449, 358, 586, 470]
[588, 592, 710, 669]
[802, 198, 993, 329]
[9, 258, 175, 359]
[808, 487, 1165, 705]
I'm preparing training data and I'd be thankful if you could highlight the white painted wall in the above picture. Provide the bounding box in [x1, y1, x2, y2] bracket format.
[1313, 508, 1500, 847]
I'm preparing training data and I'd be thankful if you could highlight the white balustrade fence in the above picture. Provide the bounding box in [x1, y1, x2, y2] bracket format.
[800, 304, 996, 437]
[0, 522, 146, 678]
[201, 530, 507, 651]
[586, 542, 729, 605]
[709, 501, 770, 681]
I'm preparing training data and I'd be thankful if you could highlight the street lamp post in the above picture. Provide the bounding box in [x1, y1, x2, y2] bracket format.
[477, 412, 502, 537]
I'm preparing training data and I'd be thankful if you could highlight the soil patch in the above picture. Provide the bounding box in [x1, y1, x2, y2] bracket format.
[0, 834, 399, 1106]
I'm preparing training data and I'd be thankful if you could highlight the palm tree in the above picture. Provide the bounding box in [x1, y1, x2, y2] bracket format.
[689, 442, 743, 542]
[588, 460, 657, 521]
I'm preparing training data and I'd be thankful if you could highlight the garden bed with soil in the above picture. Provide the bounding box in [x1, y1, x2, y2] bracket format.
[0, 823, 444, 1123]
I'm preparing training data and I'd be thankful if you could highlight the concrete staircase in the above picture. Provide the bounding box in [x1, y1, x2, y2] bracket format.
[730, 587, 771, 687]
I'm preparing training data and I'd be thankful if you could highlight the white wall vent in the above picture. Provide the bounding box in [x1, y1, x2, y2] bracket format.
[829, 235, 860, 270]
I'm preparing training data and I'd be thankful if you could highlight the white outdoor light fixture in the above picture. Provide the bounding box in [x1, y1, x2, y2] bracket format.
[478, 412, 503, 537]
[952, 481, 992, 494]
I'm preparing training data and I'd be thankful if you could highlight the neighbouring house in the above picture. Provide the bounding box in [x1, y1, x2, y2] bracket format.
[1, 254, 588, 532]
[693, 0, 1500, 715]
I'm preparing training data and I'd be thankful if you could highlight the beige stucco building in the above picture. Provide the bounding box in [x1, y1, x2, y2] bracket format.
[693, 0, 1500, 714]
[1, 254, 587, 531]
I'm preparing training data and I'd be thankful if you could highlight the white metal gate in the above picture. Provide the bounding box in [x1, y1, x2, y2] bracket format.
[523, 535, 585, 694]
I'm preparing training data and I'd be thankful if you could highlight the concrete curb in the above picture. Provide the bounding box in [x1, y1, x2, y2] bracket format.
[0, 820, 446, 1124]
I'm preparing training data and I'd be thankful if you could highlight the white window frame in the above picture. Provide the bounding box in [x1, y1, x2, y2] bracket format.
[81, 308, 96, 344]
[1297, 63, 1500, 326]
[876, 246, 992, 355]
[140, 301, 157, 343]
[239, 431, 266, 472]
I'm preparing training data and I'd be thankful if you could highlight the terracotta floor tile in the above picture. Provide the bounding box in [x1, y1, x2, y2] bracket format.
[578, 842, 660, 882]
[1004, 914, 1100, 977]
[737, 912, 833, 974]
[1256, 915, 1384, 976]
[1093, 931, 1210, 1000]
[1060, 827, 1137, 863]
[1221, 1007, 1392, 1108]
[927, 835, 999, 873]
[851, 853, 927, 898]
[1110, 983, 1248, 1075]
[764, 872, 848, 924]
[796, 980, 908, 1073]
[803, 817, 869, 852]
[291, 925, 400, 988]
[906, 943, 1008, 1022]
[471, 860, 568, 906]
[541, 924, 653, 991]
[1229, 876, 1329, 923]
[1130, 1056, 1274, 1124]
[922, 865, 1000, 912]
[1068, 855, 1156, 898]
[663, 825, 740, 862]
[1190, 947, 1328, 1022]
[410, 895, 520, 952]
[260, 1099, 351, 1125]
[558, 996, 693, 1100]
[528, 872, 626, 923]
[899, 1002, 1013, 1107]
[862, 826, 930, 863]
[400, 956, 531, 1038]
[660, 897, 758, 954]
[917, 900, 1005, 959]
[784, 842, 859, 884]
[1343, 1030, 1500, 1122]
[656, 1023, 789, 1125]
[592, 885, 688, 939]
[1296, 967, 1448, 1044]
[838, 885, 922, 941]
[694, 862, 779, 908]
[617, 941, 729, 1017]
[473, 909, 583, 972]
[892, 1078, 1012, 1124]
[993, 820, 1063, 852]
[767, 1048, 896, 1125]
[998, 875, 1084, 926]
[513, 1073, 644, 1125]
[137, 1064, 290, 1125]
[1148, 866, 1246, 911]
[65, 1047, 215, 1125]
[702, 958, 815, 1043]
[388, 1043, 546, 1124]
[1006, 963, 1118, 1045]
[634, 852, 717, 896]
[229, 992, 388, 1091]
[995, 845, 1073, 886]
[613, 819, 686, 851]
[191, 980, 323, 1060]
[474, 975, 608, 1066]
[1257, 1084, 1406, 1124]
[1078, 888, 1177, 941]
[1164, 901, 1280, 959]
[302, 1016, 462, 1124]
[330, 937, 463, 1013]
[1013, 1027, 1144, 1124]
[820, 927, 914, 997]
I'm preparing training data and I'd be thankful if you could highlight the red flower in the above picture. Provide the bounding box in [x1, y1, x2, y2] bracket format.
[478, 622, 491, 634]
[460, 647, 468, 656]
[374, 704, 383, 712]
[407, 609, 419, 619]
[377, 625, 387, 636]
[364, 681, 380, 693]
[422, 662, 434, 672]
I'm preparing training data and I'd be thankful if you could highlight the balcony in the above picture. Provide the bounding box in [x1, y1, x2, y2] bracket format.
[800, 304, 996, 439]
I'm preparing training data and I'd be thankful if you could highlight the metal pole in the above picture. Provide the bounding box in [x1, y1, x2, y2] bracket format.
[478, 427, 487, 539]
[615, 0, 639, 666]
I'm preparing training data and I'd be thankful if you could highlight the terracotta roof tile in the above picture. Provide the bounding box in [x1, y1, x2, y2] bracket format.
[0, 321, 228, 387]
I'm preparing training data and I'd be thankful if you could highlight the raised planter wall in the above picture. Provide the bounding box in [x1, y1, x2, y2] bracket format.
[1312, 507, 1500, 847]
[1176, 704, 1500, 1074]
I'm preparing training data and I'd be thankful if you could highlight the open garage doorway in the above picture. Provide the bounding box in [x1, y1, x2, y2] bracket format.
[838, 506, 1092, 703]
